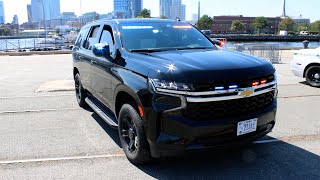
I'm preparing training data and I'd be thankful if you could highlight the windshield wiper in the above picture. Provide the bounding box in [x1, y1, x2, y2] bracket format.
[175, 47, 214, 50]
[130, 48, 174, 53]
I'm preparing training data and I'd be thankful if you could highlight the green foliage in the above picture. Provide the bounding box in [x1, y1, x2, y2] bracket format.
[310, 21, 320, 34]
[160, 15, 167, 19]
[196, 15, 213, 30]
[55, 28, 61, 34]
[230, 20, 245, 33]
[296, 23, 310, 32]
[279, 17, 296, 31]
[252, 16, 268, 34]
[0, 27, 12, 36]
[138, 9, 151, 18]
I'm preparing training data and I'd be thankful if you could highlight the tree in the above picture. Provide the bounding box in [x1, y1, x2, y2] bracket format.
[310, 21, 320, 34]
[196, 15, 213, 30]
[55, 28, 61, 35]
[297, 23, 310, 32]
[252, 16, 268, 35]
[230, 20, 245, 34]
[278, 17, 296, 31]
[138, 9, 151, 18]
[160, 15, 167, 19]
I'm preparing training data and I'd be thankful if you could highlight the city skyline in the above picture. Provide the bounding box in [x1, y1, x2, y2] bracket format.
[0, 0, 319, 24]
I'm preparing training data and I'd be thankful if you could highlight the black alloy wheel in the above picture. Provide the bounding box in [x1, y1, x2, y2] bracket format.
[74, 73, 87, 107]
[306, 66, 320, 88]
[118, 104, 151, 164]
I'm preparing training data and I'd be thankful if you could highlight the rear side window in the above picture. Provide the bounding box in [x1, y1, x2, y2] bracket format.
[83, 26, 101, 50]
[75, 27, 89, 47]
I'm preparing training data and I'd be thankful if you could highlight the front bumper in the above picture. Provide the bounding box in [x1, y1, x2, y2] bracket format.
[147, 90, 277, 158]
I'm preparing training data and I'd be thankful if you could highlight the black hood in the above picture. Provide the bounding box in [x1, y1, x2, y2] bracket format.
[127, 49, 275, 83]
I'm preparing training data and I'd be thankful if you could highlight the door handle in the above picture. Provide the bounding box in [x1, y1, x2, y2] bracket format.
[91, 60, 97, 65]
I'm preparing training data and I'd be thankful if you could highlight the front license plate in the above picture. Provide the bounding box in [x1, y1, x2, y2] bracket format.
[237, 118, 257, 136]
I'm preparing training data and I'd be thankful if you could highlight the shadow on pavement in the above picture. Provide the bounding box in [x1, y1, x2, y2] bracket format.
[136, 140, 320, 179]
[91, 113, 121, 148]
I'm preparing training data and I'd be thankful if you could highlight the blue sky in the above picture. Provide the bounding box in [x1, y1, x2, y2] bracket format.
[3, 0, 320, 24]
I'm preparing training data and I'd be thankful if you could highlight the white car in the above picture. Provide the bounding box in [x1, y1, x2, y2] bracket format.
[291, 47, 320, 87]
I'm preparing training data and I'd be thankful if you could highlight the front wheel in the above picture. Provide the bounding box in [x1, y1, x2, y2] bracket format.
[305, 66, 320, 87]
[118, 104, 151, 164]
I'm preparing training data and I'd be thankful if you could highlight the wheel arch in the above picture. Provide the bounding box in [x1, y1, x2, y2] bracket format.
[304, 63, 320, 78]
[114, 85, 145, 120]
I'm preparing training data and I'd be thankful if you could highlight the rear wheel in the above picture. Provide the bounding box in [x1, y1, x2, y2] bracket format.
[305, 66, 320, 87]
[74, 73, 87, 107]
[118, 104, 151, 164]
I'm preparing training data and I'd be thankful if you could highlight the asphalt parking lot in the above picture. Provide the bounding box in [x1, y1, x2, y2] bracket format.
[0, 54, 319, 179]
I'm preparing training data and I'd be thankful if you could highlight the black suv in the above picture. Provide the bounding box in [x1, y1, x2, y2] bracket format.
[73, 19, 277, 164]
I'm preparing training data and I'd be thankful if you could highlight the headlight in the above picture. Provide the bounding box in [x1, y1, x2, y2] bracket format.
[149, 78, 191, 91]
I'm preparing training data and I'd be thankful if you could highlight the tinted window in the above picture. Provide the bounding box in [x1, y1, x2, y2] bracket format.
[119, 22, 216, 51]
[83, 26, 100, 50]
[75, 27, 89, 47]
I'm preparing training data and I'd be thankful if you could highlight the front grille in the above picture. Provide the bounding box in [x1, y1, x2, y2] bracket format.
[192, 74, 275, 91]
[182, 91, 275, 121]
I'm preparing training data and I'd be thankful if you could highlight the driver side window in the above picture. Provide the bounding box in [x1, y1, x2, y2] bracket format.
[100, 25, 115, 57]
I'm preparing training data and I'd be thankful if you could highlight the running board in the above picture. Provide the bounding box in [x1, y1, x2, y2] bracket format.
[85, 97, 118, 128]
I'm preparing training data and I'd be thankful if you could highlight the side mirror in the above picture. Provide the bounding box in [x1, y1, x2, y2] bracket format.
[92, 43, 111, 58]
[211, 38, 225, 47]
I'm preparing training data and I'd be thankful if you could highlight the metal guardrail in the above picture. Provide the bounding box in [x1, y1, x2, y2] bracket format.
[234, 43, 282, 64]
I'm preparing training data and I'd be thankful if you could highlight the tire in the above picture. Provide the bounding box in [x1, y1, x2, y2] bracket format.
[305, 66, 320, 88]
[118, 104, 151, 164]
[74, 73, 87, 107]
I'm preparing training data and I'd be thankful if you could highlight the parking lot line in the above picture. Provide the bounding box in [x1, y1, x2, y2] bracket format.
[0, 94, 74, 100]
[0, 108, 81, 115]
[0, 154, 125, 165]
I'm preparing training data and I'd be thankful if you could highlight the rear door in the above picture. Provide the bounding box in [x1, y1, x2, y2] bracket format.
[90, 23, 117, 109]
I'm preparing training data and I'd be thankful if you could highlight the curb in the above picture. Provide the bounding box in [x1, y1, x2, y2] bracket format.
[0, 50, 72, 56]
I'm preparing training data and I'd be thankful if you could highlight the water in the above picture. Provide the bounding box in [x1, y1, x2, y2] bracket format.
[0, 38, 62, 51]
[226, 41, 320, 48]
[0, 38, 319, 51]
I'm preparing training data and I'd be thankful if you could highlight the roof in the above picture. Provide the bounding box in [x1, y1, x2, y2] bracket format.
[83, 18, 177, 28]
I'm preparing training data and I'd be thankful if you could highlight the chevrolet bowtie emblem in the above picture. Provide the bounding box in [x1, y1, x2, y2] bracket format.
[240, 89, 254, 97]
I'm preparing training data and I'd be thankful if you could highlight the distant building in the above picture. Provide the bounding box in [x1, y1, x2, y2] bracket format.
[132, 0, 143, 17]
[27, 4, 33, 23]
[0, 1, 5, 24]
[289, 15, 310, 25]
[160, 0, 186, 21]
[31, 0, 61, 22]
[50, 12, 78, 28]
[114, 0, 142, 19]
[212, 15, 282, 34]
[80, 12, 99, 25]
[12, 15, 19, 25]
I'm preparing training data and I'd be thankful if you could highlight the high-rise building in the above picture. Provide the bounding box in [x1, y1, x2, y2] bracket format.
[160, 0, 186, 21]
[132, 0, 142, 18]
[31, 0, 60, 22]
[0, 1, 5, 24]
[12, 15, 19, 25]
[114, 0, 142, 19]
[27, 4, 33, 23]
[160, 0, 172, 19]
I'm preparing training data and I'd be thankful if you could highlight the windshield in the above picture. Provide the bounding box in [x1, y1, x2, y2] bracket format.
[119, 22, 217, 51]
